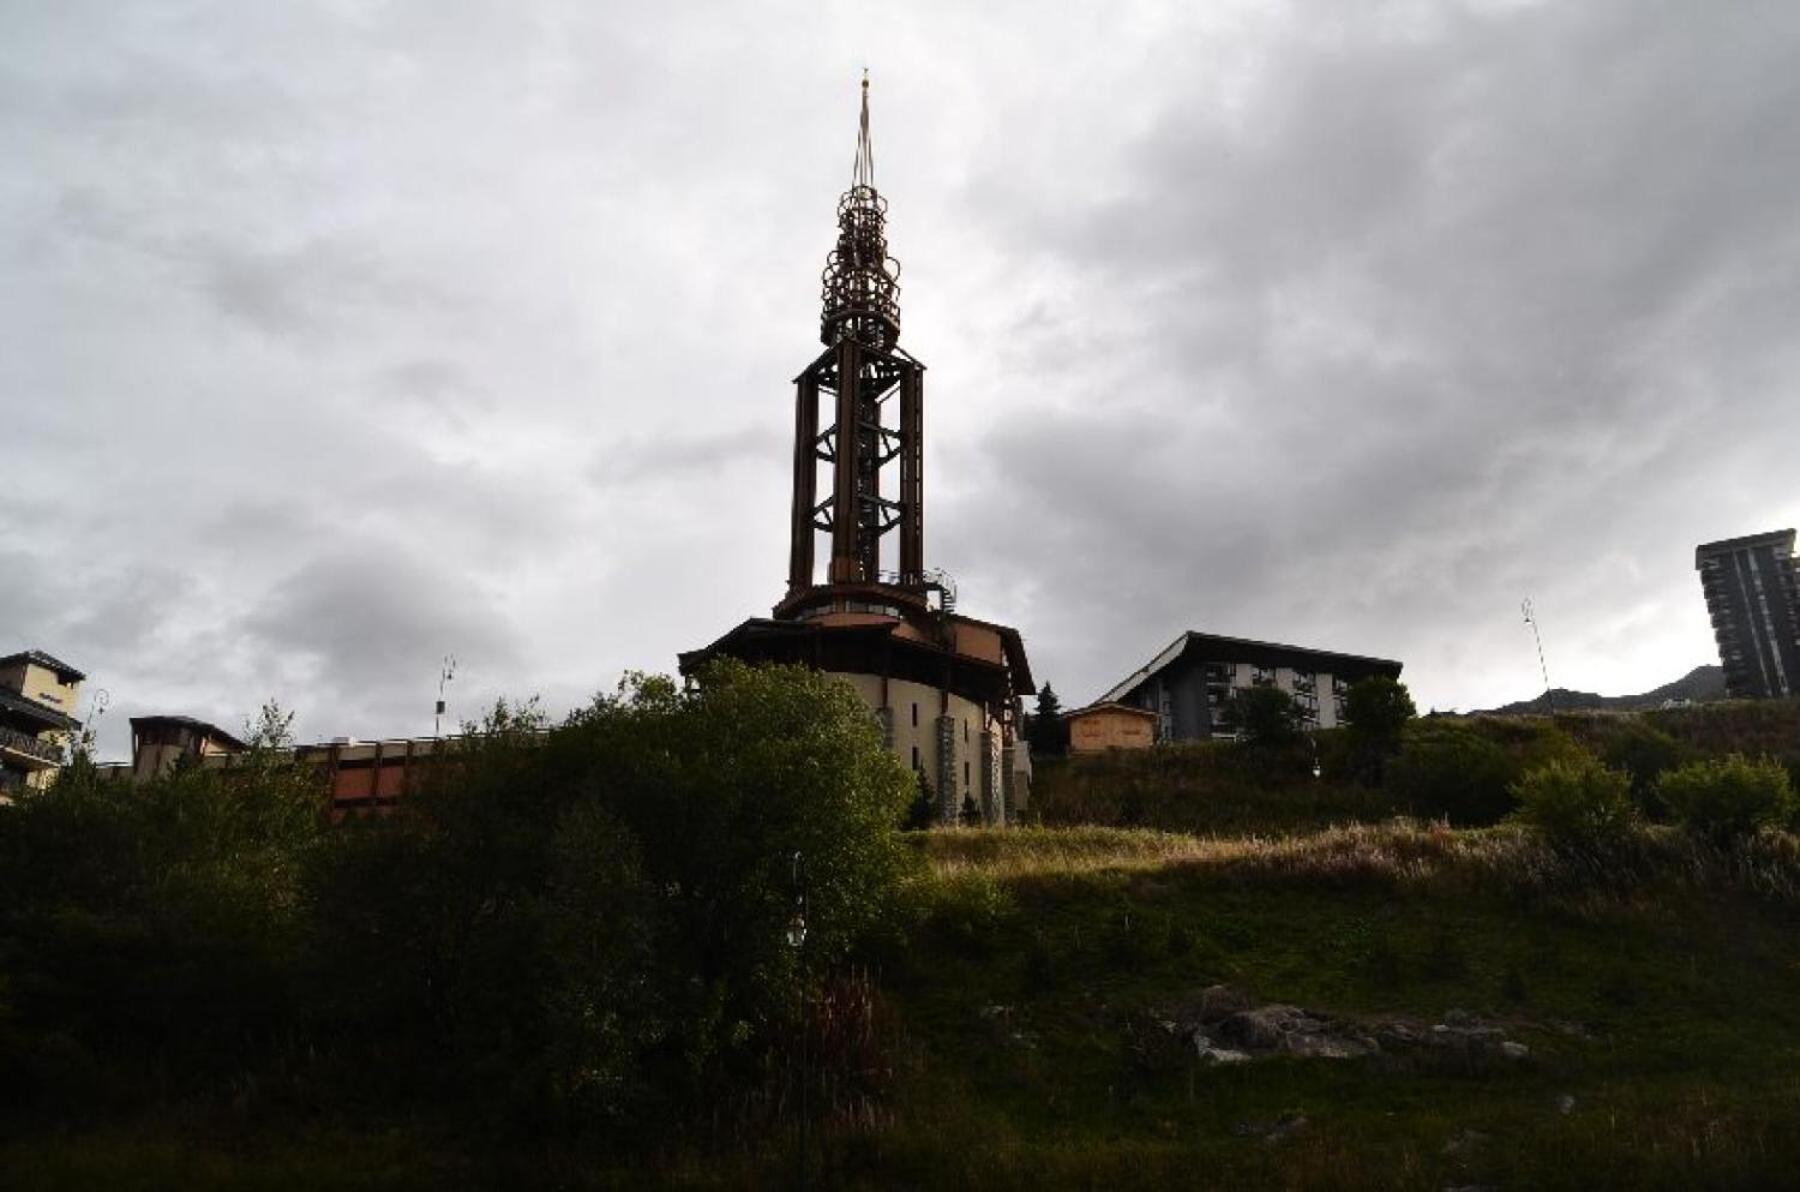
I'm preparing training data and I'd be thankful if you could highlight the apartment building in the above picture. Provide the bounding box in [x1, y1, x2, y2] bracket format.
[1695, 529, 1800, 699]
[1095, 631, 1403, 743]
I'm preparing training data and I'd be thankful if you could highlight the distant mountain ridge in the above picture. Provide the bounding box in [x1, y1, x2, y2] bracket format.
[1479, 664, 1726, 715]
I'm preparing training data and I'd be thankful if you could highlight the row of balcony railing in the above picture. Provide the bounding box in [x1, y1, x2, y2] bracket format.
[0, 723, 60, 766]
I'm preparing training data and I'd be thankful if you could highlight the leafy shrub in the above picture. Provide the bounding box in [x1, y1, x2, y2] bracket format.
[1654, 754, 1795, 845]
[310, 662, 917, 1128]
[1385, 721, 1517, 825]
[1511, 757, 1636, 852]
[0, 710, 329, 1090]
[1596, 720, 1687, 809]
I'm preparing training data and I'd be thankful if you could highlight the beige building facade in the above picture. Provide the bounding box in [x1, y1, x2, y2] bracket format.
[0, 650, 85, 797]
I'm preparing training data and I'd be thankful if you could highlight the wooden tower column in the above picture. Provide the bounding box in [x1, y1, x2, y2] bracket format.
[898, 363, 924, 581]
[787, 369, 819, 593]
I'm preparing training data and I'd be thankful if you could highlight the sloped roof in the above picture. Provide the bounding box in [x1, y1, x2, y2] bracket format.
[1063, 700, 1158, 721]
[0, 686, 79, 730]
[1097, 631, 1403, 705]
[130, 715, 248, 751]
[0, 649, 85, 682]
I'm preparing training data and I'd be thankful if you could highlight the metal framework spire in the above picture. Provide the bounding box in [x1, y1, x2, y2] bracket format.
[821, 73, 901, 351]
[852, 71, 875, 189]
[789, 76, 924, 592]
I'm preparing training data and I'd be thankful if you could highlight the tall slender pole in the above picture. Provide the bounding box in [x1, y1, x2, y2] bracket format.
[434, 654, 456, 738]
[1522, 599, 1554, 714]
[787, 851, 808, 1191]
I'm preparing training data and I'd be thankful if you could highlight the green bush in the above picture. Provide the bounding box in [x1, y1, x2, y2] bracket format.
[310, 661, 917, 1128]
[0, 706, 329, 1090]
[1510, 757, 1636, 852]
[1654, 754, 1795, 845]
[1596, 719, 1687, 809]
[1385, 721, 1517, 825]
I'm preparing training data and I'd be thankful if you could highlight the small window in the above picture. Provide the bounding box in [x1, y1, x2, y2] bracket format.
[964, 761, 970, 788]
[963, 720, 969, 744]
[911, 703, 918, 727]
[911, 745, 919, 768]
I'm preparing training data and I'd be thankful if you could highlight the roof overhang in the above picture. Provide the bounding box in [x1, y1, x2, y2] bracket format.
[1097, 630, 1403, 706]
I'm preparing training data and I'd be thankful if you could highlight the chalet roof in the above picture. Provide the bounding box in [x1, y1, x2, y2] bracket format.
[129, 715, 248, 751]
[1062, 701, 1158, 722]
[1096, 631, 1403, 706]
[0, 649, 86, 683]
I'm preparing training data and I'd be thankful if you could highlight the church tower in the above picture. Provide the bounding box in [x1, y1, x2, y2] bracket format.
[785, 75, 925, 596]
[683, 78, 1035, 823]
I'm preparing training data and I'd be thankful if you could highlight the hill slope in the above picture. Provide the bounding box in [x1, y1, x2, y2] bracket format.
[1483, 663, 1724, 714]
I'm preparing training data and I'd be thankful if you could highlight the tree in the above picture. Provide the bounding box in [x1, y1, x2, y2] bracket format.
[1028, 683, 1068, 757]
[904, 770, 938, 830]
[311, 660, 919, 1126]
[1386, 721, 1516, 825]
[1234, 685, 1303, 749]
[1343, 676, 1416, 783]
[959, 793, 982, 826]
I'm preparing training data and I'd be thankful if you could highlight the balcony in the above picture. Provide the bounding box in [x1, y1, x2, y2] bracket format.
[0, 724, 61, 769]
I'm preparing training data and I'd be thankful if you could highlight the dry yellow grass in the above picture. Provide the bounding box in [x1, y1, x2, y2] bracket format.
[919, 821, 1800, 903]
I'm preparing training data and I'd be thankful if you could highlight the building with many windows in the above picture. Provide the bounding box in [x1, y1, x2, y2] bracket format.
[1093, 632, 1403, 743]
[0, 650, 85, 796]
[1695, 529, 1800, 700]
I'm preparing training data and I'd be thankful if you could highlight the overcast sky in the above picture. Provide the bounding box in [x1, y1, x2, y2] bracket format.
[6, 1, 1799, 758]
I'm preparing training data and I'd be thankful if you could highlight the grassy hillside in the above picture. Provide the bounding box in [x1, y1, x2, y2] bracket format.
[847, 824, 1800, 1189]
[9, 697, 1800, 1189]
[11, 823, 1800, 1189]
[1033, 698, 1800, 836]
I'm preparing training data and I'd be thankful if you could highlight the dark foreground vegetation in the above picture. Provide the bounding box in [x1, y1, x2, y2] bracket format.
[5, 670, 1800, 1188]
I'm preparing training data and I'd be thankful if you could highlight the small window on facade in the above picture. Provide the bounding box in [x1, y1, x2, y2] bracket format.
[911, 745, 919, 769]
[963, 720, 969, 744]
[964, 761, 970, 788]
[911, 703, 918, 727]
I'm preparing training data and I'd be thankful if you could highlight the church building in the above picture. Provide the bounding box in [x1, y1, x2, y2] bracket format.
[680, 79, 1035, 823]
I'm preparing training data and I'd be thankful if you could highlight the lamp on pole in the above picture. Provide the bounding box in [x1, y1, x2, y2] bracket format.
[1521, 598, 1554, 715]
[434, 655, 457, 738]
[787, 850, 808, 1190]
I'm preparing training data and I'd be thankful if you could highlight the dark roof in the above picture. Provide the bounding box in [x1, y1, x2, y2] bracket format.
[679, 614, 1032, 706]
[1694, 529, 1796, 567]
[0, 686, 79, 731]
[0, 649, 85, 682]
[129, 715, 248, 751]
[1097, 631, 1403, 705]
[1063, 701, 1158, 721]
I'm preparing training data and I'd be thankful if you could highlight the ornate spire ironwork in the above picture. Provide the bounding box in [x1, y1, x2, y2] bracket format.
[821, 73, 902, 351]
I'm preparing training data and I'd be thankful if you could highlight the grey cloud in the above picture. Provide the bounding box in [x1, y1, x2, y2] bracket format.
[939, 0, 1800, 706]
[590, 424, 789, 488]
[7, 0, 1796, 747]
[241, 540, 520, 715]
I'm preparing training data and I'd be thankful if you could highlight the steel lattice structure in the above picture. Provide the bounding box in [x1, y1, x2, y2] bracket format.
[788, 77, 926, 594]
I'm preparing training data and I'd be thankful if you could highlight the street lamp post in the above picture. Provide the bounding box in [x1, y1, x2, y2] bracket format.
[788, 850, 808, 1190]
[1522, 598, 1555, 715]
